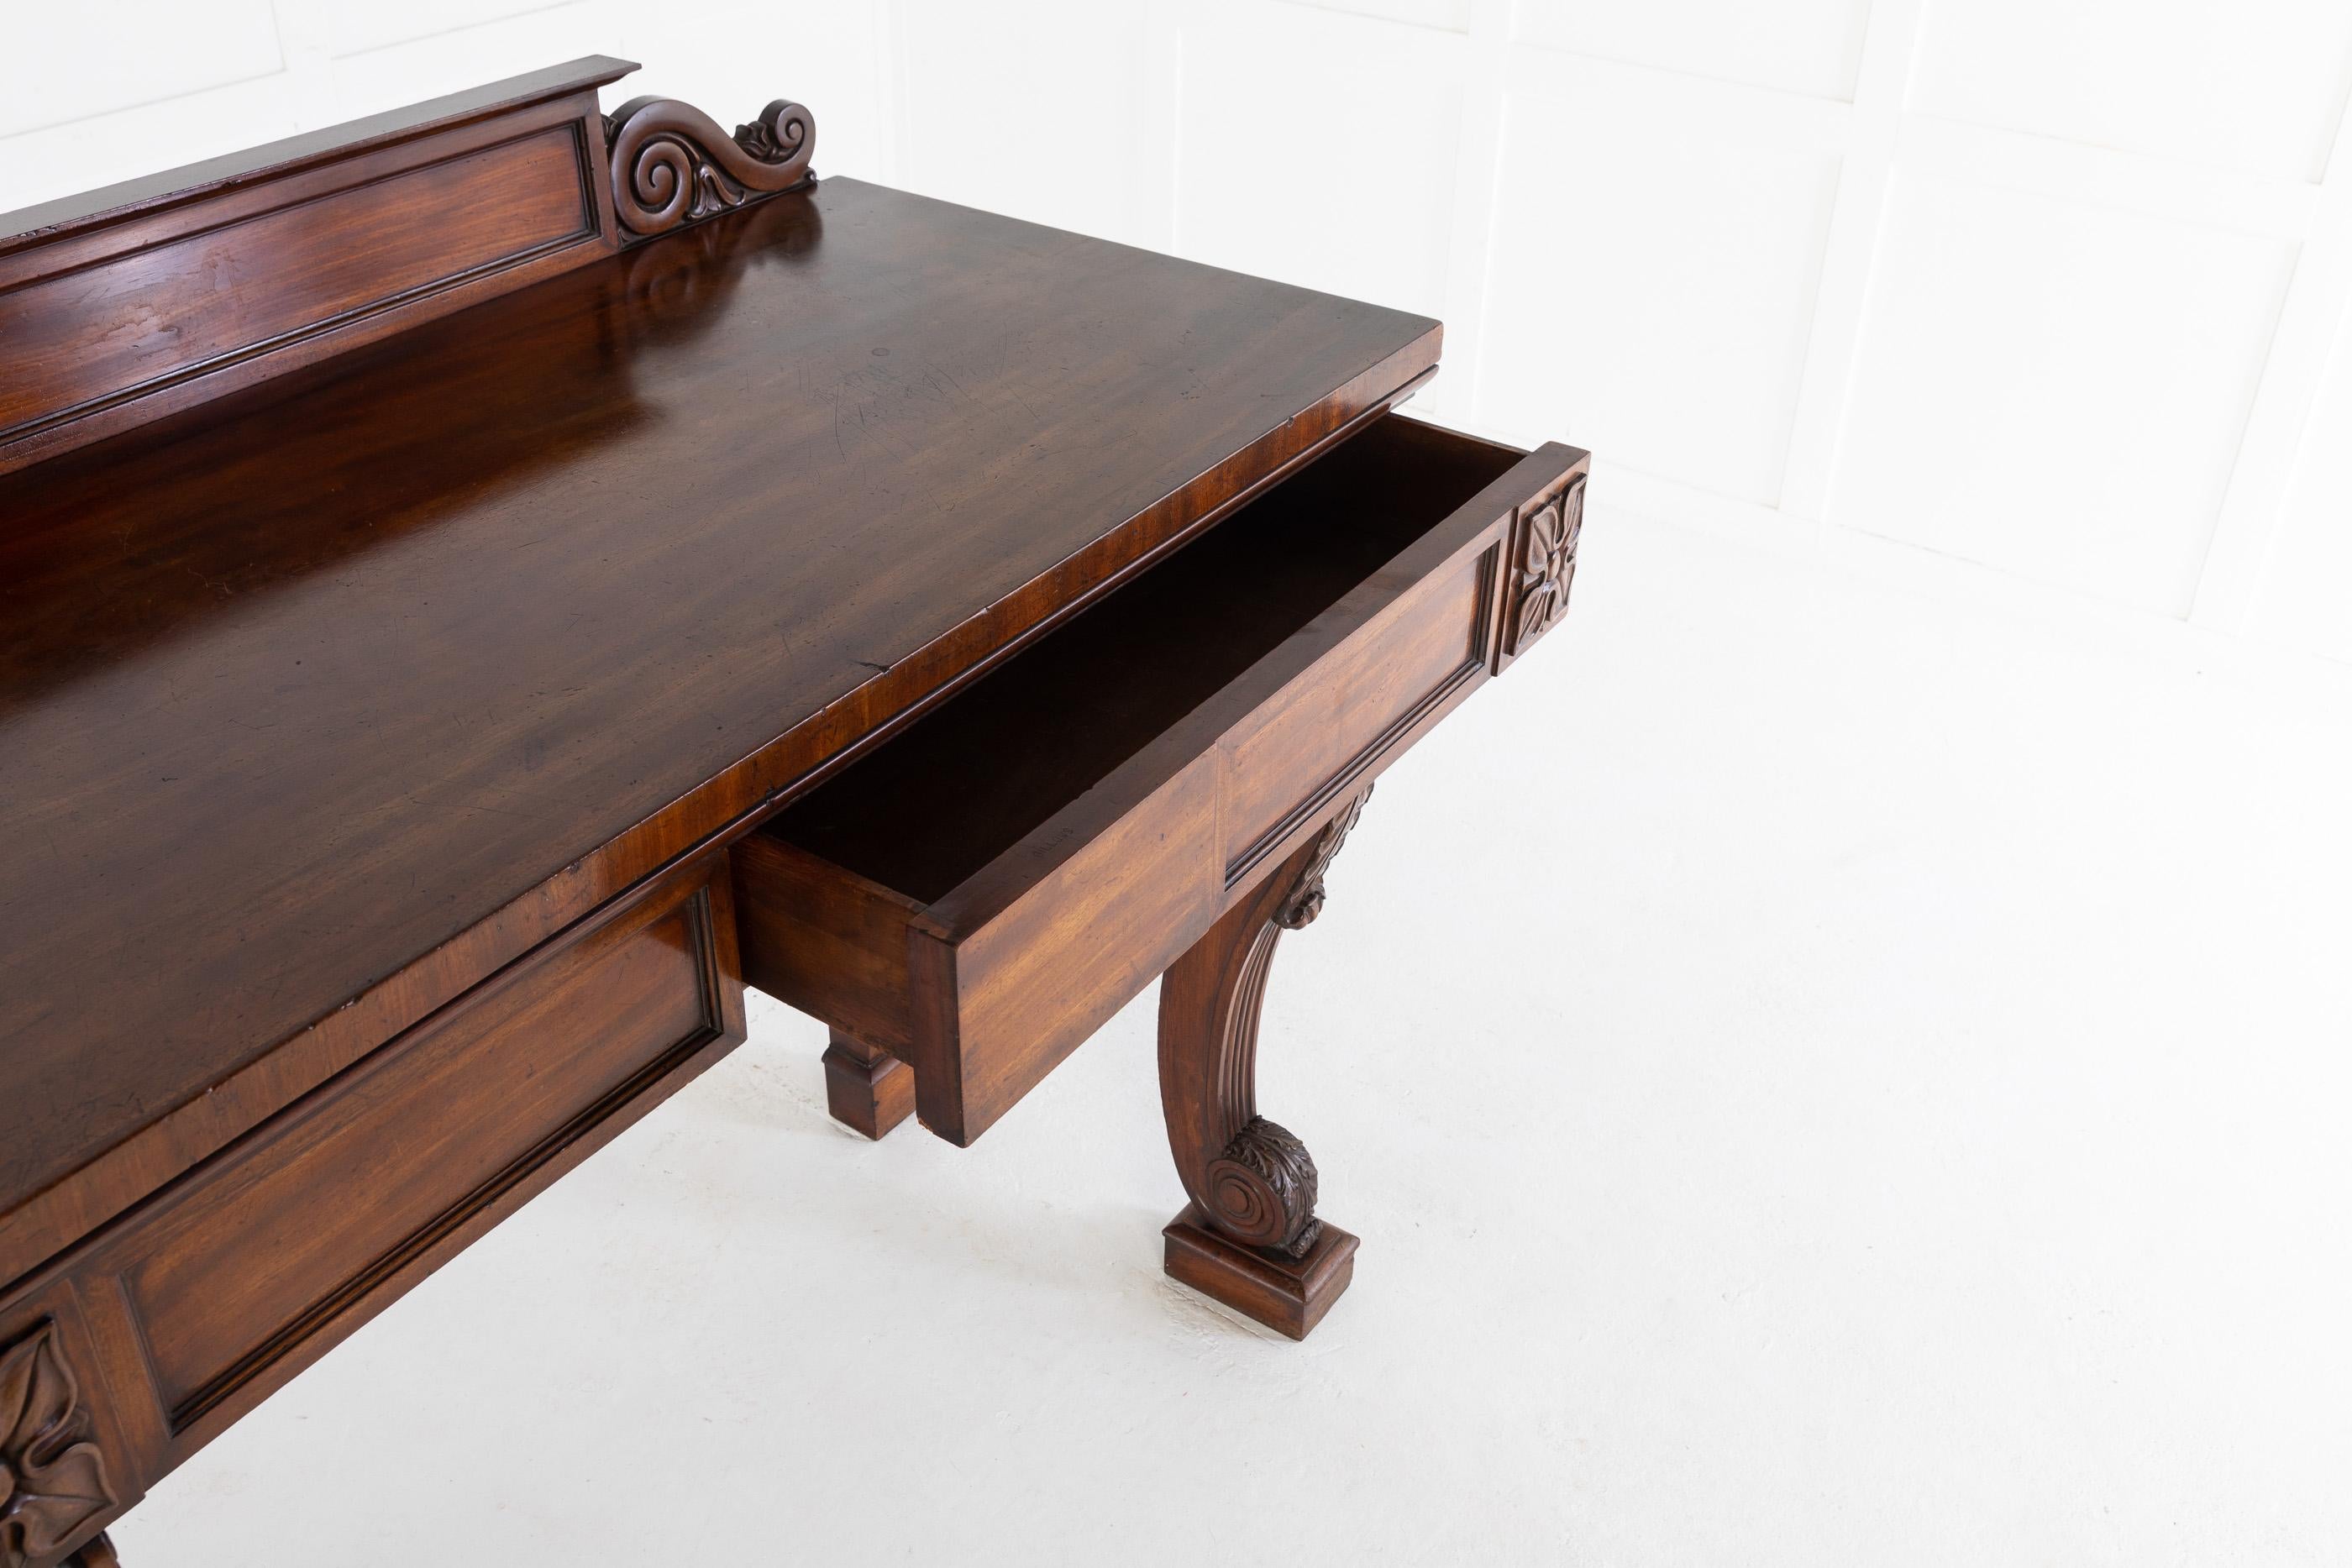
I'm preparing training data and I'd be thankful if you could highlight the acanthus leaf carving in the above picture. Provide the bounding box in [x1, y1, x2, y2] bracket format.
[0, 1320, 116, 1568]
[1204, 1117, 1323, 1258]
[1199, 793, 1376, 1257]
[1275, 786, 1371, 931]
[605, 94, 816, 243]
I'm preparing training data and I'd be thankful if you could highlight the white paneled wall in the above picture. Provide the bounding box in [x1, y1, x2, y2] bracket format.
[1483, 58, 1846, 506]
[5, 0, 2349, 664]
[1175, 3, 1464, 317]
[2263, 329, 2352, 662]
[1835, 176, 2292, 613]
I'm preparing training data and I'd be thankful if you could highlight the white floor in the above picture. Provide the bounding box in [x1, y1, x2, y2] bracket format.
[121, 504, 2352, 1565]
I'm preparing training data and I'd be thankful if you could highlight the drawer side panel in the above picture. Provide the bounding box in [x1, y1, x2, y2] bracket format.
[948, 754, 1221, 1142]
[733, 834, 921, 1052]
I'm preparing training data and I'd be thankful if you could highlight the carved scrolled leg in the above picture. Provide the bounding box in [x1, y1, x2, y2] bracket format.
[820, 1028, 914, 1141]
[64, 1534, 118, 1568]
[1158, 789, 1370, 1339]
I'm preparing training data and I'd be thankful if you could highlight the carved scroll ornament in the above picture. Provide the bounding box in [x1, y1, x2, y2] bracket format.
[605, 94, 816, 242]
[0, 1322, 115, 1568]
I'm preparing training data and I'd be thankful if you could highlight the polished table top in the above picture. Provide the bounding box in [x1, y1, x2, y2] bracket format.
[0, 174, 1437, 1233]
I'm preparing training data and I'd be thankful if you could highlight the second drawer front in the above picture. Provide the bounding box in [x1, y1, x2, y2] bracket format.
[84, 854, 743, 1452]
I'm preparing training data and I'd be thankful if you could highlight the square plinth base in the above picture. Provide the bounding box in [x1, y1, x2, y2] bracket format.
[1163, 1204, 1360, 1340]
[822, 1041, 916, 1140]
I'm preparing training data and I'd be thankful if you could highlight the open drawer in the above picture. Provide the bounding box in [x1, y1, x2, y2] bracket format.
[733, 413, 1587, 1143]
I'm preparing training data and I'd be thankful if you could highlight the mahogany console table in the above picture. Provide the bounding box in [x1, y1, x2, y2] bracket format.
[0, 58, 1585, 1564]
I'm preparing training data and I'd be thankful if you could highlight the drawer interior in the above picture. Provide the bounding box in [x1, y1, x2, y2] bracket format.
[766, 416, 1521, 904]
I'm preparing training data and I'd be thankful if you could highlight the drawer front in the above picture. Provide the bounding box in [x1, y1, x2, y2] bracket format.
[40, 852, 744, 1473]
[942, 443, 1583, 1137]
[1221, 539, 1495, 887]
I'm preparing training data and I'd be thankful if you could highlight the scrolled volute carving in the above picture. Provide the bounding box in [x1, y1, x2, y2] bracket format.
[605, 93, 816, 242]
[1203, 1117, 1322, 1257]
[0, 1320, 116, 1568]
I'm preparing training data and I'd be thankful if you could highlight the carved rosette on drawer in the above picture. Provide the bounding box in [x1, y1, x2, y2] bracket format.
[0, 1321, 115, 1568]
[1499, 474, 1584, 669]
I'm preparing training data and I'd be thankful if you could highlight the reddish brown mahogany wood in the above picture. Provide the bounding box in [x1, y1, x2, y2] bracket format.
[732, 835, 925, 1056]
[604, 95, 815, 239]
[0, 59, 631, 248]
[0, 135, 1442, 1293]
[1498, 472, 1585, 672]
[0, 1319, 116, 1566]
[1163, 1205, 1360, 1343]
[0, 59, 631, 475]
[0, 57, 1592, 1557]
[0, 849, 744, 1550]
[1153, 800, 1369, 1339]
[116, 864, 738, 1432]
[0, 1282, 144, 1566]
[736, 418, 1586, 1145]
[822, 1030, 915, 1141]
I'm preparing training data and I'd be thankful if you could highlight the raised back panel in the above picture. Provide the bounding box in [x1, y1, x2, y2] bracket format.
[0, 57, 633, 476]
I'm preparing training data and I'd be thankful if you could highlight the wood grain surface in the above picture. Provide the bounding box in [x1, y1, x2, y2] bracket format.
[0, 171, 1439, 1288]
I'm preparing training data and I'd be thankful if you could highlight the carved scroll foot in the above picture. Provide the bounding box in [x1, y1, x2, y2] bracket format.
[63, 1534, 118, 1568]
[1157, 789, 1370, 1339]
[821, 1029, 914, 1141]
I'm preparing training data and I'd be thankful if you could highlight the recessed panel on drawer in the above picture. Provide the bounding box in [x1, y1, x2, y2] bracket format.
[1220, 543, 1492, 882]
[120, 867, 731, 1429]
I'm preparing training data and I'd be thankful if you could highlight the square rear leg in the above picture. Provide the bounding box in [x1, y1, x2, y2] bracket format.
[822, 1028, 914, 1139]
